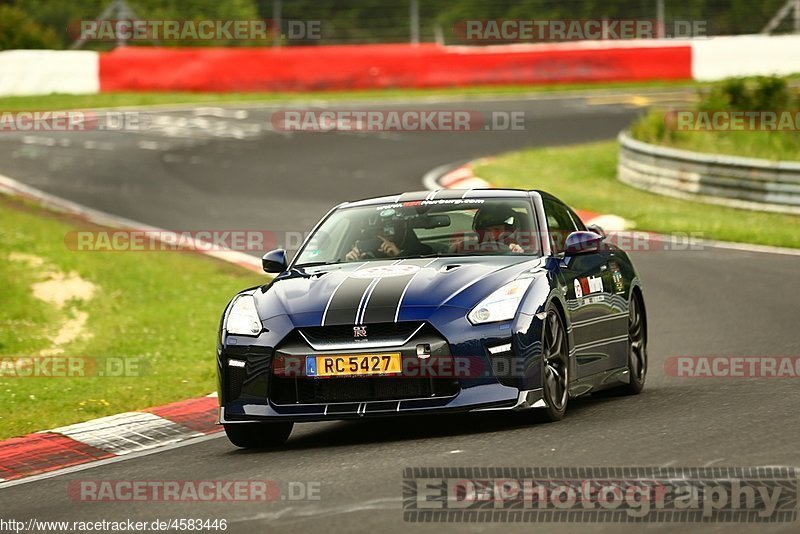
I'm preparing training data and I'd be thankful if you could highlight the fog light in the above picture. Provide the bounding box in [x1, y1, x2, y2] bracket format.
[228, 359, 246, 368]
[416, 344, 431, 359]
[488, 343, 512, 355]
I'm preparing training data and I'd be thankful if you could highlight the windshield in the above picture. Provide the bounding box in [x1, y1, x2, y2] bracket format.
[294, 198, 540, 266]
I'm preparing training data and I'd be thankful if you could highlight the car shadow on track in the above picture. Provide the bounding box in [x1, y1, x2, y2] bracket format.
[225, 393, 635, 455]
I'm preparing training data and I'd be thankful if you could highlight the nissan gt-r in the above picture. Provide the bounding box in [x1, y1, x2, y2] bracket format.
[217, 189, 647, 448]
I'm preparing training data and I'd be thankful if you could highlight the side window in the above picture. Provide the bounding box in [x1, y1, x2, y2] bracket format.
[543, 199, 578, 254]
[566, 206, 587, 232]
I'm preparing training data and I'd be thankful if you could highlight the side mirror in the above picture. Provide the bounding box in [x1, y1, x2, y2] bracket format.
[587, 223, 606, 239]
[262, 249, 288, 273]
[564, 231, 604, 256]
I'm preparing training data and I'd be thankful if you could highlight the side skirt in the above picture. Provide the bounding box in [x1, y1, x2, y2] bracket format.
[568, 366, 629, 397]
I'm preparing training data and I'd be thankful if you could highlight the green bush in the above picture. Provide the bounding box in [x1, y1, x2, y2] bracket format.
[698, 76, 795, 112]
[630, 75, 800, 161]
[14, 0, 260, 49]
[0, 5, 60, 50]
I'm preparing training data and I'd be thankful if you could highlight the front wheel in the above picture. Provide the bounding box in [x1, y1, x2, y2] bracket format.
[538, 307, 569, 421]
[224, 422, 293, 449]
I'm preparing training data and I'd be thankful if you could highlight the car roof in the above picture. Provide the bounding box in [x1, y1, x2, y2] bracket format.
[343, 188, 540, 208]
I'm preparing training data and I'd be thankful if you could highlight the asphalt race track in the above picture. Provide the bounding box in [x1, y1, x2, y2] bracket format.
[1, 91, 799, 533]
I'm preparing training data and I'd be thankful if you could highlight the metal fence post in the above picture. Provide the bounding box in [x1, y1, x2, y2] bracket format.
[410, 0, 420, 44]
[795, 0, 800, 32]
[656, 0, 666, 38]
[273, 0, 282, 47]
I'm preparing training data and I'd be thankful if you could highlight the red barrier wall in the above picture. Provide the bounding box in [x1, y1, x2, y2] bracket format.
[99, 43, 692, 92]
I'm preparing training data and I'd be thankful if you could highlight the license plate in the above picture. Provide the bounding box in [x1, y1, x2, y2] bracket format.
[306, 353, 402, 377]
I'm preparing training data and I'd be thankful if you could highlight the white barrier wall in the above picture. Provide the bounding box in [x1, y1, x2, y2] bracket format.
[0, 50, 99, 96]
[691, 35, 800, 81]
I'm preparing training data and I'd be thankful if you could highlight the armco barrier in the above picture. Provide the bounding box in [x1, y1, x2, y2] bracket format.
[618, 132, 800, 215]
[98, 42, 692, 92]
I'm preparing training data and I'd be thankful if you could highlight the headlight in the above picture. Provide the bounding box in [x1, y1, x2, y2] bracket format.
[468, 278, 534, 325]
[226, 295, 262, 336]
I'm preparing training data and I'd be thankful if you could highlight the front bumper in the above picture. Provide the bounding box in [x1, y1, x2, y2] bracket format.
[220, 386, 544, 423]
[217, 314, 544, 423]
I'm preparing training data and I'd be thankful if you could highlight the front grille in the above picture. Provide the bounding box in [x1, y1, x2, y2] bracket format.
[221, 348, 272, 403]
[299, 322, 423, 348]
[272, 322, 459, 405]
[270, 375, 459, 404]
[226, 365, 246, 399]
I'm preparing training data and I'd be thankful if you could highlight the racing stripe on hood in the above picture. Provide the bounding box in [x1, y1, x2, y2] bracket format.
[360, 258, 434, 324]
[321, 260, 403, 326]
[322, 275, 377, 326]
[321, 259, 435, 326]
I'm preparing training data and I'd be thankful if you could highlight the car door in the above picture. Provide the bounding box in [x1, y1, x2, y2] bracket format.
[542, 198, 622, 380]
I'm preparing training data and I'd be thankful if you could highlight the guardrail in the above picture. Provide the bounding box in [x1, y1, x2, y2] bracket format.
[617, 132, 800, 215]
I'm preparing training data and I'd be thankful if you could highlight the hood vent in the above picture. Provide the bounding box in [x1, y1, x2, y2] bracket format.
[439, 264, 462, 273]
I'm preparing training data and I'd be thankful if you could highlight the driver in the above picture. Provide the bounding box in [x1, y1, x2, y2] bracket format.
[452, 204, 524, 253]
[345, 218, 431, 260]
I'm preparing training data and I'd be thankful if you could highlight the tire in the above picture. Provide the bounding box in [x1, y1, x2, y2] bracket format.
[621, 293, 647, 395]
[224, 422, 293, 449]
[538, 306, 569, 421]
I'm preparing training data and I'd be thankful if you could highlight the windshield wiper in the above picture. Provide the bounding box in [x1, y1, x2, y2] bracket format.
[404, 252, 474, 259]
[293, 260, 343, 268]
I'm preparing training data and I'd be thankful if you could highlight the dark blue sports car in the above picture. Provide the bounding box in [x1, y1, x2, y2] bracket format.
[217, 189, 647, 448]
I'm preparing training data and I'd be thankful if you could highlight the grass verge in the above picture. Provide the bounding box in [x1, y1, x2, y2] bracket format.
[0, 79, 705, 111]
[475, 140, 800, 249]
[0, 194, 263, 439]
[631, 109, 800, 161]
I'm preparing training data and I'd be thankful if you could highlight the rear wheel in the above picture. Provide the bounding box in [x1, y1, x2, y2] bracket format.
[622, 294, 647, 394]
[539, 307, 569, 421]
[224, 422, 293, 449]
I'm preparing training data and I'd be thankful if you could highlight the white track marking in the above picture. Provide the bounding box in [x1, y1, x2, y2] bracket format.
[0, 173, 263, 270]
[50, 412, 202, 456]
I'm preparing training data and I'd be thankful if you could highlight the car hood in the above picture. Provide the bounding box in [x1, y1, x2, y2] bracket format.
[254, 256, 545, 327]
